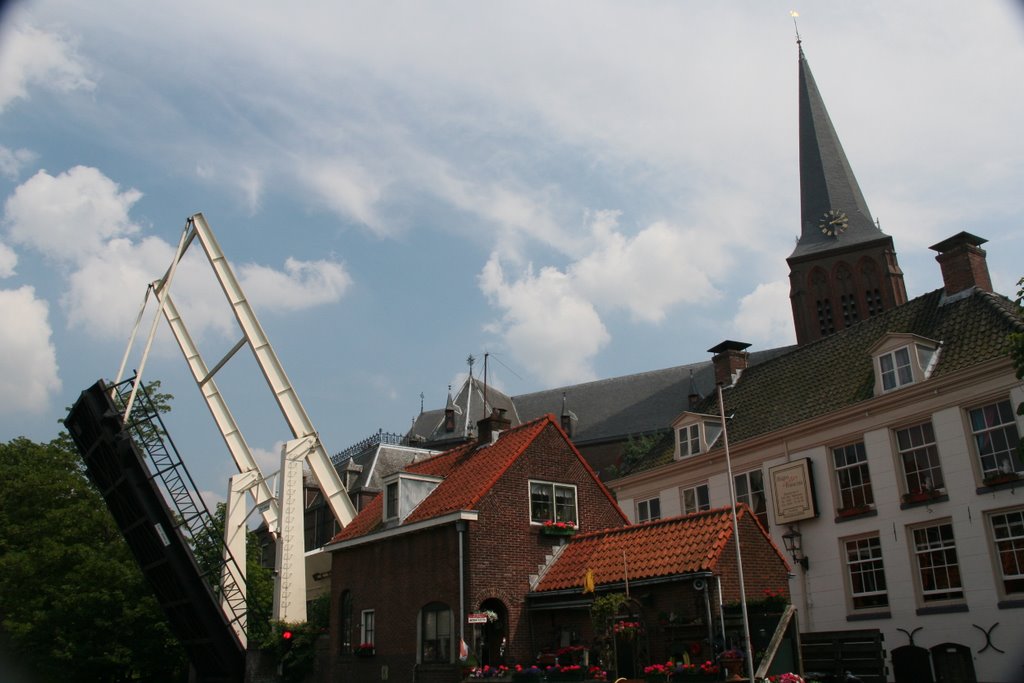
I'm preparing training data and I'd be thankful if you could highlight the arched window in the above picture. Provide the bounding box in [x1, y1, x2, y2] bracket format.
[339, 590, 353, 654]
[420, 602, 452, 663]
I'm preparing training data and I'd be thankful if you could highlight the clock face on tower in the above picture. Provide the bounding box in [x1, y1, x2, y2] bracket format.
[819, 209, 849, 237]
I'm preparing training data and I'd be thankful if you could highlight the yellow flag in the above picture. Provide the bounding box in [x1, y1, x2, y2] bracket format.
[582, 569, 595, 594]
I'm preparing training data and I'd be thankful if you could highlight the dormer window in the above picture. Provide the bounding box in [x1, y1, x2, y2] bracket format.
[869, 334, 940, 396]
[382, 472, 444, 524]
[672, 413, 723, 460]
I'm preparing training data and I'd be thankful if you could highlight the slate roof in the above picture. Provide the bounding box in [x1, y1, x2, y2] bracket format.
[407, 376, 520, 448]
[625, 287, 1024, 474]
[791, 45, 892, 260]
[533, 505, 786, 593]
[332, 414, 619, 543]
[334, 442, 440, 494]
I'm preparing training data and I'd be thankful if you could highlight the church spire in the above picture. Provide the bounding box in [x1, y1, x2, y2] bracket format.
[786, 43, 907, 345]
[791, 46, 884, 259]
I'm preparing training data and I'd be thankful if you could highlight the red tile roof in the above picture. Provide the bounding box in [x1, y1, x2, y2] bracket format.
[331, 414, 622, 543]
[534, 505, 781, 592]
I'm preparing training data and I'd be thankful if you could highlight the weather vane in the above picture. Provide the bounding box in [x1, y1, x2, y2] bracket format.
[790, 10, 802, 45]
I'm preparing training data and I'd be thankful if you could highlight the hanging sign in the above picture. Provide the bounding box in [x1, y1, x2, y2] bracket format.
[467, 613, 488, 624]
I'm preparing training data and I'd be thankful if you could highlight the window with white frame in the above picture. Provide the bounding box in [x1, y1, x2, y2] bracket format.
[385, 481, 399, 520]
[636, 496, 661, 523]
[530, 481, 577, 525]
[911, 521, 963, 603]
[678, 423, 700, 457]
[870, 335, 939, 396]
[833, 442, 874, 511]
[361, 609, 375, 647]
[734, 469, 767, 527]
[989, 508, 1024, 596]
[420, 602, 452, 663]
[681, 483, 710, 514]
[844, 535, 888, 610]
[969, 399, 1022, 480]
[895, 422, 945, 496]
[879, 347, 913, 391]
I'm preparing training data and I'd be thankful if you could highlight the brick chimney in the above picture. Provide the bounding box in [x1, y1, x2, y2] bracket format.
[929, 232, 993, 297]
[477, 408, 511, 445]
[707, 340, 751, 387]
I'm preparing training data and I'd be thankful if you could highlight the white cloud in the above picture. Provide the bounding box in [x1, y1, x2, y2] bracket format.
[0, 286, 61, 415]
[0, 22, 94, 112]
[3, 166, 142, 261]
[239, 257, 352, 312]
[0, 146, 37, 180]
[732, 280, 797, 349]
[302, 160, 388, 235]
[0, 242, 16, 278]
[479, 253, 609, 386]
[571, 212, 725, 323]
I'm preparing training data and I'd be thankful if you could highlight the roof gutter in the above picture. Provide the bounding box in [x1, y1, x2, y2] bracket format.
[323, 509, 479, 551]
[526, 570, 715, 604]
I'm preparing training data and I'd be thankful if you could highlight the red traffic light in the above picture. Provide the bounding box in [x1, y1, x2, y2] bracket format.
[282, 630, 293, 640]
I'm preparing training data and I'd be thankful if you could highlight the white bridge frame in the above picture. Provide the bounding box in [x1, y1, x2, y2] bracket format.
[115, 212, 355, 628]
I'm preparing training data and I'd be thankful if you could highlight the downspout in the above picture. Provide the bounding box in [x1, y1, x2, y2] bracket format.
[457, 519, 468, 661]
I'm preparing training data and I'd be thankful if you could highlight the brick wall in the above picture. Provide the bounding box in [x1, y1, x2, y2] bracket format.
[329, 421, 627, 683]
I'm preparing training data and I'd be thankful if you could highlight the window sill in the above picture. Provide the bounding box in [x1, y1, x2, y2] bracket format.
[899, 493, 948, 510]
[846, 610, 891, 622]
[916, 603, 968, 616]
[976, 476, 1021, 494]
[834, 508, 878, 523]
[997, 599, 1024, 610]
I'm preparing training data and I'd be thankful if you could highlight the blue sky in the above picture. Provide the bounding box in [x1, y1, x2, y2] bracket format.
[2, 1, 1023, 505]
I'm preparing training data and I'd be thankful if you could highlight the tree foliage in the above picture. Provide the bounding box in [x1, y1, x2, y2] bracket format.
[0, 436, 187, 682]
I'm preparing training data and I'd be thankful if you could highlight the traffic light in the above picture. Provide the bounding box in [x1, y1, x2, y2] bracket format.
[281, 629, 294, 653]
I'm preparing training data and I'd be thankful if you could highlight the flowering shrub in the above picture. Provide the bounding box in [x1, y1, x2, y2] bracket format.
[613, 620, 643, 639]
[698, 660, 720, 676]
[768, 674, 805, 683]
[468, 664, 510, 678]
[587, 665, 608, 680]
[511, 664, 543, 680]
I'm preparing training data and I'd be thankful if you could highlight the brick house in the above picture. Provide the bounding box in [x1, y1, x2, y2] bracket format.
[325, 411, 629, 683]
[527, 505, 792, 678]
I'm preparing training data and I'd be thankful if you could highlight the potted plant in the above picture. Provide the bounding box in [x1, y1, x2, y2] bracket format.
[545, 663, 587, 681]
[983, 470, 1020, 487]
[612, 620, 643, 640]
[836, 503, 872, 518]
[354, 642, 375, 656]
[510, 664, 543, 681]
[643, 662, 672, 682]
[541, 520, 577, 536]
[902, 487, 942, 504]
[467, 664, 511, 679]
[718, 648, 745, 680]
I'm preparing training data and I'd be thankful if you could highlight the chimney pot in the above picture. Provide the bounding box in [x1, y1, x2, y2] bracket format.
[707, 340, 751, 387]
[929, 231, 992, 297]
[477, 408, 511, 445]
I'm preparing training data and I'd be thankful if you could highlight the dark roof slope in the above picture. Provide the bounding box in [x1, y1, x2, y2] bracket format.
[627, 288, 1023, 474]
[533, 505, 786, 592]
[513, 348, 792, 445]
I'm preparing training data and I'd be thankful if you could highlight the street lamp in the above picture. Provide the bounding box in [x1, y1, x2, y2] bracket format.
[782, 526, 809, 570]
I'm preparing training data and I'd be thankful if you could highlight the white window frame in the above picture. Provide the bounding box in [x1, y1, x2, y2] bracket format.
[361, 609, 375, 647]
[895, 421, 945, 497]
[843, 534, 888, 611]
[968, 399, 1022, 480]
[677, 423, 700, 457]
[910, 521, 964, 604]
[529, 480, 578, 525]
[384, 481, 399, 521]
[988, 508, 1024, 597]
[832, 442, 874, 512]
[734, 469, 767, 527]
[636, 496, 661, 523]
[680, 483, 710, 515]
[673, 414, 723, 460]
[868, 333, 939, 396]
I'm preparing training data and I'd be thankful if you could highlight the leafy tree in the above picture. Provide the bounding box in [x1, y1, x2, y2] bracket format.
[0, 436, 187, 682]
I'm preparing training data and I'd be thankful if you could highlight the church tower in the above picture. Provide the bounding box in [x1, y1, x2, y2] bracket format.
[787, 44, 907, 345]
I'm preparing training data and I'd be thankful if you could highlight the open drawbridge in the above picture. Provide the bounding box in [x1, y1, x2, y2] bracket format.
[65, 378, 249, 682]
[64, 213, 358, 681]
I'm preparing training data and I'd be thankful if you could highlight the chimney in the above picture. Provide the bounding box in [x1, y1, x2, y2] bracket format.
[444, 386, 456, 433]
[707, 340, 751, 387]
[687, 368, 701, 410]
[477, 408, 511, 445]
[929, 232, 993, 297]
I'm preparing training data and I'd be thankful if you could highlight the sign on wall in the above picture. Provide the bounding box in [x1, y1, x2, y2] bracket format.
[768, 458, 817, 524]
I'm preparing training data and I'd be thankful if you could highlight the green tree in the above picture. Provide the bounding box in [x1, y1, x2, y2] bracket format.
[0, 436, 187, 682]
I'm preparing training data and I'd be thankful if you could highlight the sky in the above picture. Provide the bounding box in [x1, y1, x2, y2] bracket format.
[1, 1, 1023, 506]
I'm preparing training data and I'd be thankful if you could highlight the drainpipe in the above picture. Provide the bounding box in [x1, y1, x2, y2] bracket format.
[457, 519, 468, 659]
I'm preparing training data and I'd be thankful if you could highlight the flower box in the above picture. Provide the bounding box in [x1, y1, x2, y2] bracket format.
[541, 520, 577, 536]
[902, 489, 942, 504]
[837, 504, 872, 518]
[354, 643, 375, 657]
[983, 472, 1020, 487]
